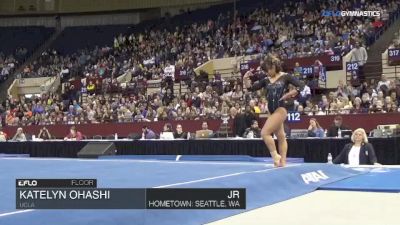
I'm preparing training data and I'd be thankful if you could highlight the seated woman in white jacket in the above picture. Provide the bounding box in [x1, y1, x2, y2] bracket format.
[333, 128, 379, 165]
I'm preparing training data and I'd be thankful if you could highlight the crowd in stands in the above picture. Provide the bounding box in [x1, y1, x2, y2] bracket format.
[295, 75, 400, 116]
[0, 53, 18, 82]
[1, 68, 399, 129]
[0, 26, 55, 81]
[19, 0, 399, 81]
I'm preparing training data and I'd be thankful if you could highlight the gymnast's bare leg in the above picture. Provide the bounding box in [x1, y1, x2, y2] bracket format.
[275, 115, 288, 167]
[261, 107, 287, 167]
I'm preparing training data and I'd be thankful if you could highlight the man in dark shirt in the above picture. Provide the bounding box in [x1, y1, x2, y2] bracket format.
[233, 106, 256, 137]
[243, 120, 261, 138]
[233, 111, 247, 137]
[327, 116, 351, 137]
[173, 124, 188, 139]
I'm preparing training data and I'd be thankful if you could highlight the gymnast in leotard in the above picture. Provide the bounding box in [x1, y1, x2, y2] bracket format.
[243, 55, 304, 167]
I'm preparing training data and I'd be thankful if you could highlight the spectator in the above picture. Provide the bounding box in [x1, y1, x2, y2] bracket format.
[310, 60, 323, 88]
[258, 97, 268, 114]
[307, 118, 324, 138]
[232, 110, 247, 137]
[173, 124, 188, 139]
[249, 100, 261, 114]
[385, 102, 397, 112]
[160, 122, 174, 139]
[162, 123, 173, 133]
[87, 80, 96, 95]
[376, 74, 390, 94]
[389, 89, 399, 104]
[37, 127, 53, 140]
[327, 116, 351, 137]
[336, 80, 350, 97]
[293, 62, 302, 79]
[32, 101, 45, 114]
[370, 99, 386, 113]
[243, 120, 261, 138]
[352, 97, 365, 113]
[196, 121, 214, 138]
[0, 127, 8, 141]
[64, 126, 83, 141]
[349, 41, 368, 82]
[231, 86, 243, 102]
[296, 105, 305, 115]
[142, 126, 156, 139]
[12, 127, 27, 141]
[298, 83, 311, 106]
[384, 96, 393, 110]
[243, 105, 257, 129]
[333, 128, 379, 165]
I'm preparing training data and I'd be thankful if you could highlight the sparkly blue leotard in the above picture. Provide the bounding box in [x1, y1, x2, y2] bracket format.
[248, 73, 304, 113]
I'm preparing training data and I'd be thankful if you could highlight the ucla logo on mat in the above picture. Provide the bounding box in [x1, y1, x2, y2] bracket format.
[301, 170, 329, 184]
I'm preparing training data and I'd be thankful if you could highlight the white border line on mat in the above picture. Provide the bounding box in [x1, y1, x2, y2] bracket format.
[0, 209, 34, 217]
[0, 157, 283, 166]
[155, 164, 300, 188]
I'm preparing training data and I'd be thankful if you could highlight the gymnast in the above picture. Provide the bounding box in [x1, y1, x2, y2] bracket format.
[243, 55, 304, 167]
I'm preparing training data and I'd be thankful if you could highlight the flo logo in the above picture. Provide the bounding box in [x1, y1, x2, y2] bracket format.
[17, 179, 38, 187]
[321, 10, 341, 17]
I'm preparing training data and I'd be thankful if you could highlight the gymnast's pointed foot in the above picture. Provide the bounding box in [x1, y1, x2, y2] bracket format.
[273, 154, 281, 167]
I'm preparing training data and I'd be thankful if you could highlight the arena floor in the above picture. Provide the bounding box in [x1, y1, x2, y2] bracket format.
[208, 190, 400, 225]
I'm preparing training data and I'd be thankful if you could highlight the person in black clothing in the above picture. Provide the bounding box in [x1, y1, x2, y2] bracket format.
[37, 127, 53, 140]
[333, 128, 379, 165]
[327, 115, 351, 137]
[244, 55, 304, 167]
[173, 124, 188, 139]
[232, 106, 255, 137]
[162, 89, 174, 106]
[233, 111, 247, 137]
[244, 105, 256, 128]
[243, 120, 261, 138]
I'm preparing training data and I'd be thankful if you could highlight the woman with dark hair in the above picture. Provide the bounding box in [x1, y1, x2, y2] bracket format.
[38, 127, 53, 140]
[163, 123, 173, 132]
[243, 55, 304, 167]
[64, 126, 83, 141]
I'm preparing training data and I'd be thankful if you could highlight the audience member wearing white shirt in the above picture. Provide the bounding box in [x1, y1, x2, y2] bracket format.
[376, 74, 391, 92]
[12, 127, 27, 142]
[350, 42, 368, 66]
[300, 84, 311, 98]
[163, 63, 175, 80]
